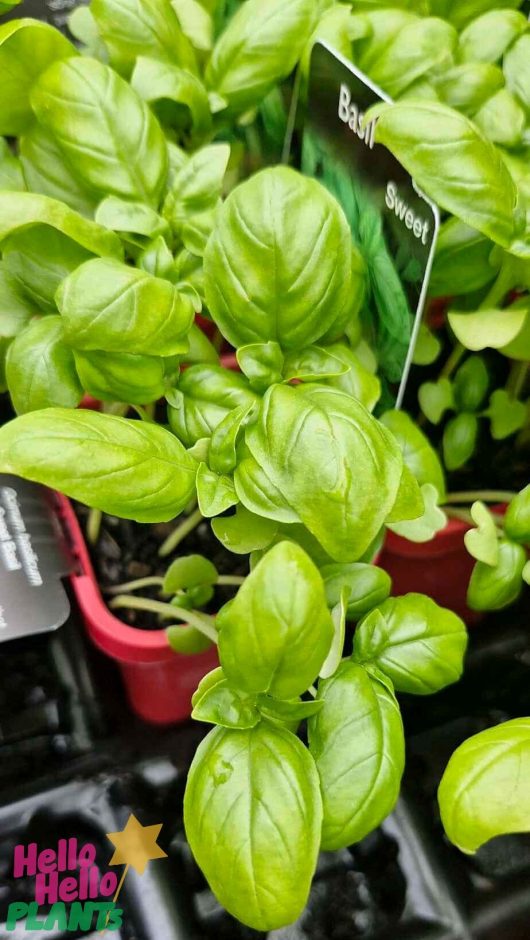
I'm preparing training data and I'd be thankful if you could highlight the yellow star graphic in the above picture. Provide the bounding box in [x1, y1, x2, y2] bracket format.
[106, 814, 168, 876]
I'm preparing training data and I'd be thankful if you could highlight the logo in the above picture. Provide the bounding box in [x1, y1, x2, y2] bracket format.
[6, 814, 168, 933]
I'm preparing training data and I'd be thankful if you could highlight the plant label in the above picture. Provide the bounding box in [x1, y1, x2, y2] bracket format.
[292, 42, 440, 408]
[0, 474, 73, 641]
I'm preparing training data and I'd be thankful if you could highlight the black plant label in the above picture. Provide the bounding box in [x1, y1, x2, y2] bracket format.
[293, 41, 440, 409]
[0, 475, 72, 641]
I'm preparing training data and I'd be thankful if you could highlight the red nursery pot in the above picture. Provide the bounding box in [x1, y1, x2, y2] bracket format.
[379, 518, 480, 625]
[54, 494, 219, 725]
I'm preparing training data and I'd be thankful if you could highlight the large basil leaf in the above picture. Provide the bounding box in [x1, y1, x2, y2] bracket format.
[74, 350, 166, 405]
[2, 227, 93, 312]
[458, 10, 527, 65]
[204, 166, 354, 350]
[168, 364, 258, 447]
[6, 316, 82, 414]
[0, 264, 36, 337]
[369, 17, 457, 98]
[371, 100, 528, 257]
[184, 722, 322, 931]
[57, 259, 194, 356]
[0, 408, 197, 522]
[205, 0, 315, 115]
[131, 56, 211, 143]
[380, 409, 446, 502]
[0, 19, 75, 135]
[429, 218, 500, 298]
[237, 384, 402, 562]
[0, 192, 122, 260]
[217, 541, 333, 699]
[90, 0, 197, 76]
[31, 57, 168, 207]
[19, 124, 98, 218]
[353, 594, 468, 695]
[309, 661, 405, 850]
[438, 719, 530, 853]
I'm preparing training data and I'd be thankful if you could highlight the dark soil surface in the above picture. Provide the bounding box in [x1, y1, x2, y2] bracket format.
[75, 504, 249, 631]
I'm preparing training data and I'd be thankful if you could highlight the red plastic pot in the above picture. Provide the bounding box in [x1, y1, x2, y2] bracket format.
[54, 494, 219, 725]
[378, 518, 480, 624]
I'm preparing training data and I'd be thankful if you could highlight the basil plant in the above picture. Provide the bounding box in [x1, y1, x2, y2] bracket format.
[0, 162, 469, 928]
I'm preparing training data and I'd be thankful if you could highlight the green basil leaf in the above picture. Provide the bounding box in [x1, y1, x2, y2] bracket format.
[504, 34, 530, 112]
[73, 349, 166, 405]
[322, 563, 392, 621]
[309, 660, 405, 850]
[438, 719, 530, 854]
[67, 5, 106, 59]
[172, 0, 213, 51]
[164, 553, 218, 593]
[458, 10, 527, 64]
[0, 336, 9, 391]
[438, 0, 524, 32]
[218, 541, 333, 699]
[322, 343, 381, 412]
[380, 409, 446, 502]
[429, 218, 500, 298]
[197, 463, 239, 517]
[505, 484, 530, 544]
[386, 463, 425, 524]
[0, 263, 36, 337]
[474, 88, 526, 149]
[435, 63, 504, 117]
[31, 57, 168, 207]
[57, 258, 194, 356]
[205, 0, 315, 115]
[0, 191, 122, 260]
[353, 10, 417, 73]
[2, 227, 93, 312]
[257, 694, 323, 722]
[0, 138, 24, 191]
[486, 389, 527, 440]
[448, 303, 529, 352]
[522, 560, 530, 586]
[168, 364, 258, 447]
[241, 385, 402, 563]
[184, 722, 322, 931]
[90, 0, 197, 76]
[0, 408, 197, 521]
[192, 666, 224, 707]
[453, 355, 489, 412]
[212, 503, 278, 553]
[371, 100, 528, 257]
[443, 413, 479, 471]
[209, 403, 254, 475]
[6, 316, 82, 414]
[204, 166, 354, 350]
[236, 342, 284, 393]
[95, 197, 169, 242]
[163, 143, 230, 229]
[283, 345, 350, 383]
[0, 19, 75, 135]
[418, 377, 454, 425]
[192, 678, 259, 729]
[467, 539, 527, 610]
[464, 501, 500, 567]
[19, 124, 98, 218]
[138, 235, 175, 280]
[319, 587, 348, 680]
[166, 623, 213, 653]
[499, 309, 530, 361]
[369, 17, 457, 99]
[388, 482, 447, 543]
[131, 56, 211, 142]
[353, 594, 468, 695]
[233, 445, 302, 526]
